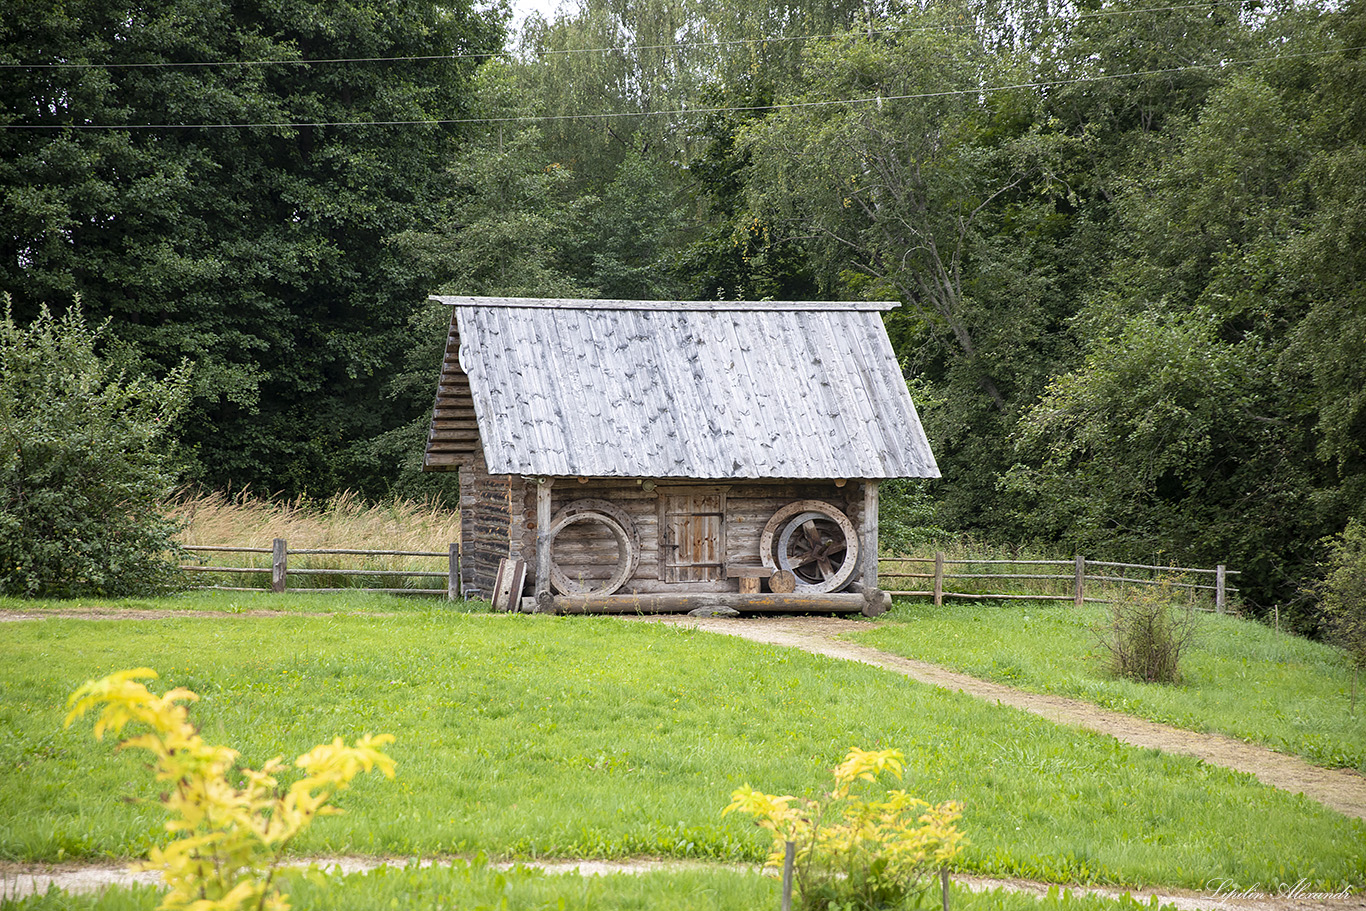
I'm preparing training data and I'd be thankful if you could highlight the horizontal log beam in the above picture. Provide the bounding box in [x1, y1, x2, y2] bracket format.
[546, 592, 871, 614]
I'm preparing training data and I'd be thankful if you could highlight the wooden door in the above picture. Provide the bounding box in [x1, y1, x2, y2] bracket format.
[658, 489, 726, 583]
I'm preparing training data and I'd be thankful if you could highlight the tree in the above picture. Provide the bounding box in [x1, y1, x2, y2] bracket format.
[1002, 305, 1323, 620]
[732, 10, 1084, 530]
[0, 299, 190, 596]
[0, 0, 502, 498]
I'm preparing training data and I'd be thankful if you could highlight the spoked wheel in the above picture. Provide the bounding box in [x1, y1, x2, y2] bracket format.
[777, 512, 851, 586]
[759, 500, 860, 593]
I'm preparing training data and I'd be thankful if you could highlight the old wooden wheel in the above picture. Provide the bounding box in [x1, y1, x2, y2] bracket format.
[546, 500, 640, 596]
[759, 500, 860, 593]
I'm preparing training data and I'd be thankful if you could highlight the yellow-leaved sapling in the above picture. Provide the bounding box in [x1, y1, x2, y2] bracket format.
[725, 747, 965, 911]
[65, 668, 395, 911]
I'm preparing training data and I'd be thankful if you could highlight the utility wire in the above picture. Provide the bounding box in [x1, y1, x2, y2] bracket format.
[4, 43, 1353, 131]
[0, 1, 1257, 70]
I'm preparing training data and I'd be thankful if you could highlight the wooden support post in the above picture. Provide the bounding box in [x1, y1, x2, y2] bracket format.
[781, 841, 795, 911]
[933, 552, 944, 607]
[1216, 564, 1226, 614]
[535, 478, 553, 608]
[862, 480, 880, 592]
[448, 543, 460, 601]
[271, 538, 287, 593]
[941, 867, 951, 911]
[457, 540, 465, 598]
[1074, 555, 1086, 608]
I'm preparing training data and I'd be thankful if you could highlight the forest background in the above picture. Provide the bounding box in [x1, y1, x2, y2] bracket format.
[2, 0, 1363, 630]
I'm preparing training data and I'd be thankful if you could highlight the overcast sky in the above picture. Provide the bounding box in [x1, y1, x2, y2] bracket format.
[507, 0, 572, 28]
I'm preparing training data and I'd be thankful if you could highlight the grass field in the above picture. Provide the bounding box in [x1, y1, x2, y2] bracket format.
[1, 607, 1361, 896]
[849, 600, 1366, 772]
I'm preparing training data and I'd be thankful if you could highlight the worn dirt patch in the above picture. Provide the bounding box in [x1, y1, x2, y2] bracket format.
[0, 608, 312, 622]
[635, 615, 1366, 821]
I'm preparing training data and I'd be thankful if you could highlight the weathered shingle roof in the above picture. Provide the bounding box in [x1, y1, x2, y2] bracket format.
[431, 296, 939, 480]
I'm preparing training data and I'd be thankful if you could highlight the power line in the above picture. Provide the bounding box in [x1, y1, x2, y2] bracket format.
[4, 43, 1351, 132]
[0, 1, 1256, 71]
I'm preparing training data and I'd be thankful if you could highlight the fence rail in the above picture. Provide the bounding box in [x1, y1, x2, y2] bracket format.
[182, 539, 463, 599]
[182, 540, 1237, 611]
[878, 553, 1239, 612]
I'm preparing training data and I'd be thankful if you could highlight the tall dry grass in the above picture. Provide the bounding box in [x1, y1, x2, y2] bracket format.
[168, 489, 462, 592]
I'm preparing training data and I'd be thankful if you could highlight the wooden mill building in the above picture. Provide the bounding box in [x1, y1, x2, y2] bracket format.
[423, 296, 939, 614]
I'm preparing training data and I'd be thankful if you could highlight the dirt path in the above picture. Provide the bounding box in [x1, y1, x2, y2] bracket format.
[2, 856, 1362, 910]
[635, 615, 1366, 821]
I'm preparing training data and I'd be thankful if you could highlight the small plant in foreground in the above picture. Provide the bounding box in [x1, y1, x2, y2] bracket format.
[65, 668, 395, 911]
[1095, 579, 1199, 684]
[725, 748, 965, 911]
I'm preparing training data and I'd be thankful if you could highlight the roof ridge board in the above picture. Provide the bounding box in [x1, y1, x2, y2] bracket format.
[429, 295, 899, 312]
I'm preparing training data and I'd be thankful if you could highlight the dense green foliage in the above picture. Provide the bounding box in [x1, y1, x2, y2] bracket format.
[2, 612, 1362, 888]
[0, 301, 188, 596]
[1317, 521, 1366, 672]
[3, 0, 1363, 624]
[0, 0, 500, 498]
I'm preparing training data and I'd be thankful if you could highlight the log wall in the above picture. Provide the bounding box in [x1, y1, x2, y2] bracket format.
[424, 314, 479, 470]
[457, 449, 532, 596]
[541, 479, 871, 595]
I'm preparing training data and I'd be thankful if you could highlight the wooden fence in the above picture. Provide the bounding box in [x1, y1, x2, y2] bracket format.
[182, 539, 463, 598]
[879, 554, 1239, 613]
[183, 541, 1237, 611]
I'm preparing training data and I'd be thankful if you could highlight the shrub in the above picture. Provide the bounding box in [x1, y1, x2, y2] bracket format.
[724, 748, 965, 911]
[0, 298, 191, 596]
[1317, 520, 1366, 708]
[66, 668, 395, 911]
[1095, 579, 1200, 684]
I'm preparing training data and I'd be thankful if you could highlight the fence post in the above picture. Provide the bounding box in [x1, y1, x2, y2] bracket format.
[271, 538, 287, 593]
[1215, 564, 1226, 614]
[1073, 555, 1085, 608]
[934, 552, 944, 607]
[780, 840, 795, 911]
[448, 543, 460, 601]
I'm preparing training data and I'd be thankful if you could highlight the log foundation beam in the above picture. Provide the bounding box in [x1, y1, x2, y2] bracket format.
[542, 591, 877, 614]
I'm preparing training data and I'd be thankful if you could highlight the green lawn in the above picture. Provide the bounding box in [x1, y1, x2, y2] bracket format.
[1, 610, 1362, 894]
[848, 600, 1366, 772]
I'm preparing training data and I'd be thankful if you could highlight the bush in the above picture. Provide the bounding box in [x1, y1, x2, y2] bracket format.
[1095, 580, 1199, 684]
[66, 668, 395, 911]
[725, 748, 965, 911]
[0, 298, 190, 596]
[1317, 520, 1366, 707]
